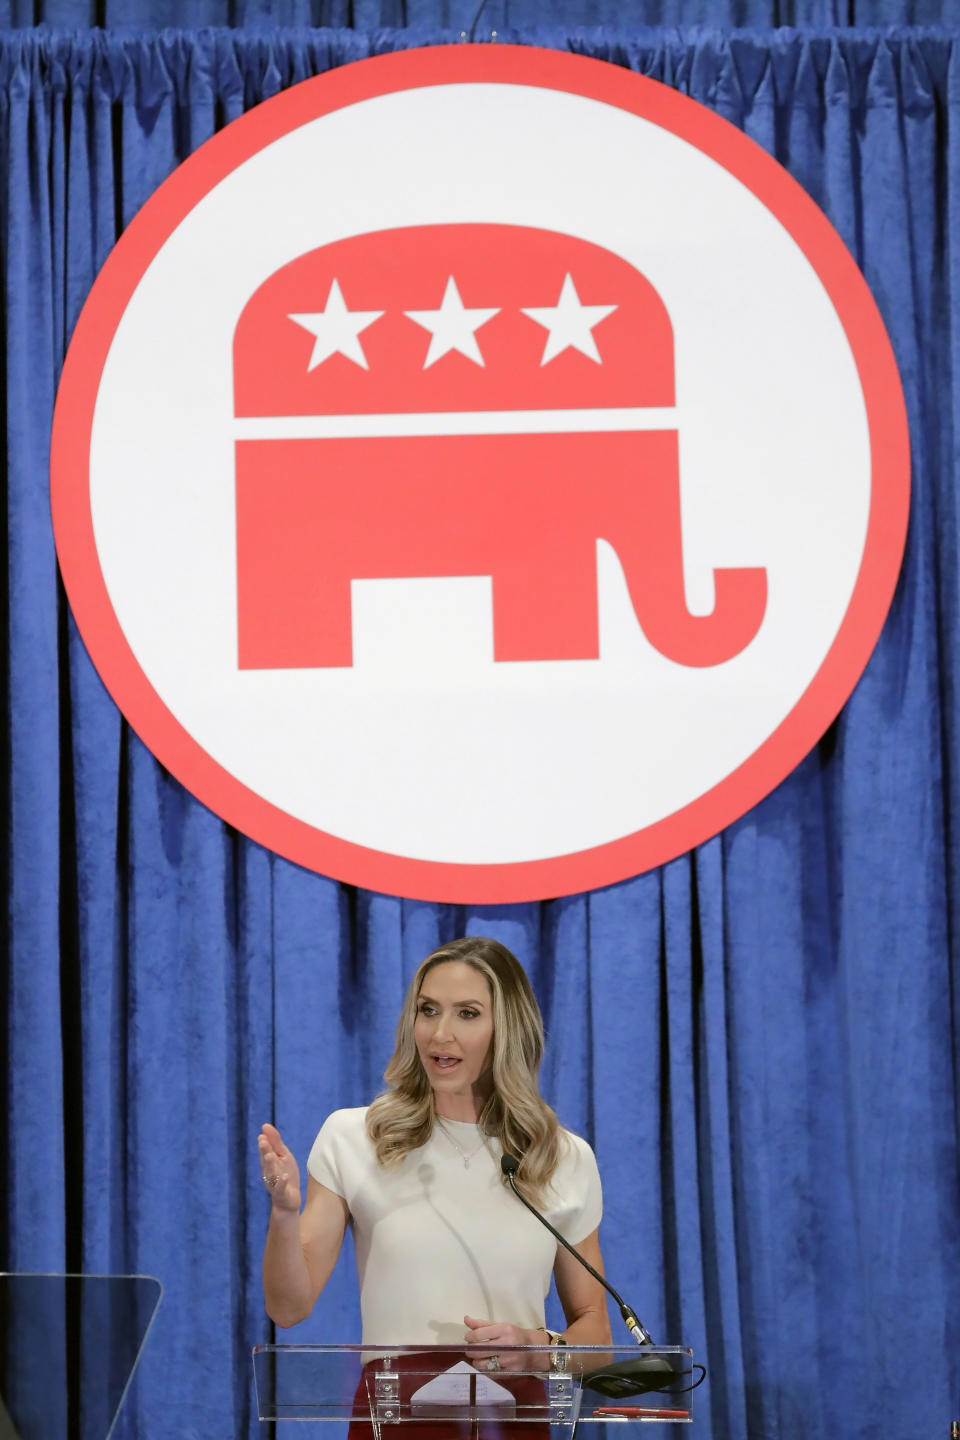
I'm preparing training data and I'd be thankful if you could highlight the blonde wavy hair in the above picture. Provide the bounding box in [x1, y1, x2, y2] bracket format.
[366, 937, 563, 1205]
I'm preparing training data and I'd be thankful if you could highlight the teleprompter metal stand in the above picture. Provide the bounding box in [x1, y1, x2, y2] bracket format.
[253, 1343, 696, 1430]
[0, 1273, 162, 1440]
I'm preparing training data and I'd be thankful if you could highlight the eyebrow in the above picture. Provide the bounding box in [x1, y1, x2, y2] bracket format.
[418, 993, 487, 1008]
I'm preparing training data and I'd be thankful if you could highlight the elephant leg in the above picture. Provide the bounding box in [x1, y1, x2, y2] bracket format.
[492, 537, 600, 662]
[235, 441, 354, 668]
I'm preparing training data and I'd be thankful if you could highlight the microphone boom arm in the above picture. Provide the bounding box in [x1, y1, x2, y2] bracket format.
[500, 1154, 654, 1346]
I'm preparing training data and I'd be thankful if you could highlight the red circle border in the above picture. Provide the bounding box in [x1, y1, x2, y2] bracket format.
[50, 45, 911, 903]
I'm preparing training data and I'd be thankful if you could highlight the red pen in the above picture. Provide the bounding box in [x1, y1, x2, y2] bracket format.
[593, 1407, 690, 1419]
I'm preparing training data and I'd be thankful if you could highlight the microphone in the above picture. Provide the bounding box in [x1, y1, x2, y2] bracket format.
[500, 1153, 690, 1397]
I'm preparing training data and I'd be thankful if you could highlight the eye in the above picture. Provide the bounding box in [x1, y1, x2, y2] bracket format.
[459, 1008, 480, 1020]
[417, 1002, 437, 1016]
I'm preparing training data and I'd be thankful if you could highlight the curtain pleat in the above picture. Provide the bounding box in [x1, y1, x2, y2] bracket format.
[1, 23, 958, 1440]
[4, 2, 960, 27]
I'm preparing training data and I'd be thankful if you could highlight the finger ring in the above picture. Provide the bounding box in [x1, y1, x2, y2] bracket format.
[486, 1357, 501, 1372]
[262, 1174, 280, 1188]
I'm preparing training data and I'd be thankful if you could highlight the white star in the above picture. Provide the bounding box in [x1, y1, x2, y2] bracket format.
[522, 274, 617, 365]
[289, 279, 383, 371]
[405, 277, 499, 368]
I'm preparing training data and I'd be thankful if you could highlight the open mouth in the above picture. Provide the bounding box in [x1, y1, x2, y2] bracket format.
[430, 1055, 462, 1071]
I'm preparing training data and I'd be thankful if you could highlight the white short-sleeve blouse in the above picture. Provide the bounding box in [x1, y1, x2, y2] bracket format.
[308, 1107, 602, 1346]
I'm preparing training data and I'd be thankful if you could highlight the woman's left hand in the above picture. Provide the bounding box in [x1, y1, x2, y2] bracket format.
[463, 1315, 548, 1372]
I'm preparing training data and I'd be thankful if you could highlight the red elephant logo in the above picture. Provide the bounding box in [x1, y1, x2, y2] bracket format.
[233, 224, 766, 668]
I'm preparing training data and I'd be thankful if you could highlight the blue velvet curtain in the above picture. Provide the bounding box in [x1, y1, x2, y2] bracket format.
[4, 2, 960, 28]
[2, 20, 959, 1440]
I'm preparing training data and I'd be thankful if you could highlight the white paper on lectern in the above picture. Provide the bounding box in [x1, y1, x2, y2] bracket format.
[411, 1360, 516, 1407]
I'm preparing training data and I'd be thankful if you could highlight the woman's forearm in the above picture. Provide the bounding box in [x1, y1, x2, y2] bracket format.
[557, 1306, 613, 1347]
[262, 1207, 316, 1327]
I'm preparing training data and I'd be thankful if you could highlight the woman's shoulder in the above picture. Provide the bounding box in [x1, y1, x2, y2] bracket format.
[556, 1123, 596, 1155]
[308, 1107, 373, 1190]
[320, 1105, 369, 1130]
[314, 1106, 371, 1144]
[546, 1125, 603, 1235]
[553, 1125, 601, 1183]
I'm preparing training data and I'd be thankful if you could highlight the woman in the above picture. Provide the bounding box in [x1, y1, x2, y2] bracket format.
[259, 936, 612, 1356]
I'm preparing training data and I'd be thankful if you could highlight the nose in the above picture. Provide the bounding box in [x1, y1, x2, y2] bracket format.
[430, 1011, 454, 1044]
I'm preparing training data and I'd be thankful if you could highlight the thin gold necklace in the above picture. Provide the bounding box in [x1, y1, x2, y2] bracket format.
[436, 1118, 488, 1169]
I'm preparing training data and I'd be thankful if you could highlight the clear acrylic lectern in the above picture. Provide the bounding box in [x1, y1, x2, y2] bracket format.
[0, 1273, 162, 1440]
[253, 1343, 696, 1428]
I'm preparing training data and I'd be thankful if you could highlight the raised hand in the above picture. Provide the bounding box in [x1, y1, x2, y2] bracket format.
[258, 1122, 302, 1213]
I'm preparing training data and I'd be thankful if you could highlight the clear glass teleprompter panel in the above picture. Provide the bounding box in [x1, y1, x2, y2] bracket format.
[0, 1273, 162, 1440]
[253, 1344, 694, 1426]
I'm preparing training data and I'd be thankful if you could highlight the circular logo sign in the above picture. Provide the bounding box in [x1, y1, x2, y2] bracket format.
[51, 46, 909, 903]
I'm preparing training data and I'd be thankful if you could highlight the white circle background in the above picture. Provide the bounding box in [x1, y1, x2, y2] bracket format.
[90, 82, 868, 865]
